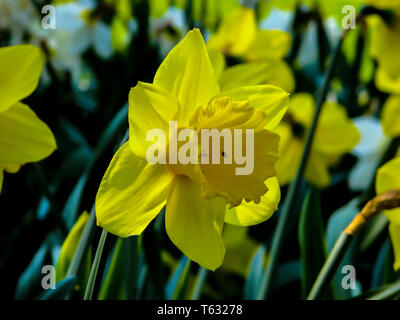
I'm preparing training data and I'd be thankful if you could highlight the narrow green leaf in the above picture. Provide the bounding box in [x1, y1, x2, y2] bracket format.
[190, 268, 208, 300]
[244, 245, 266, 300]
[298, 187, 327, 298]
[98, 238, 127, 300]
[166, 256, 191, 300]
[40, 276, 77, 300]
[15, 245, 48, 300]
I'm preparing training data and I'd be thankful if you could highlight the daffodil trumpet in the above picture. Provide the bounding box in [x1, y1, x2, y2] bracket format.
[146, 120, 255, 176]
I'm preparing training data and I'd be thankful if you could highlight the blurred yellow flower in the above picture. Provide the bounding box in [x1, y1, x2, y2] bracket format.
[275, 93, 360, 188]
[376, 158, 400, 270]
[207, 6, 295, 93]
[220, 224, 263, 277]
[381, 95, 400, 139]
[95, 29, 289, 270]
[368, 15, 400, 94]
[0, 45, 57, 192]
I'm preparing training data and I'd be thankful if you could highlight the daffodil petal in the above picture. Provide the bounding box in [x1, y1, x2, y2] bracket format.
[128, 82, 179, 159]
[225, 177, 280, 226]
[381, 95, 400, 139]
[245, 29, 291, 61]
[0, 45, 43, 113]
[154, 29, 219, 125]
[314, 102, 360, 154]
[376, 158, 400, 225]
[375, 67, 400, 95]
[0, 167, 3, 193]
[0, 102, 56, 164]
[265, 60, 295, 93]
[305, 152, 331, 188]
[165, 176, 226, 271]
[207, 6, 257, 57]
[217, 85, 289, 130]
[219, 62, 273, 91]
[208, 47, 226, 79]
[389, 223, 400, 271]
[96, 142, 174, 237]
[275, 123, 303, 186]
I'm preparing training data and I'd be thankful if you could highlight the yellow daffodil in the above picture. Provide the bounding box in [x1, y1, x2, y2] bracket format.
[368, 14, 400, 94]
[376, 158, 400, 270]
[0, 45, 57, 192]
[381, 95, 400, 139]
[207, 6, 295, 93]
[275, 93, 360, 188]
[95, 29, 289, 270]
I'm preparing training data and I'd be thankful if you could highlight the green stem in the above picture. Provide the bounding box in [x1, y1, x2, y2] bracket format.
[307, 232, 354, 300]
[367, 281, 400, 300]
[257, 30, 349, 300]
[84, 229, 108, 300]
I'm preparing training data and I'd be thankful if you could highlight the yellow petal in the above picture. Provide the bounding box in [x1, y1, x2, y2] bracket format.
[219, 62, 274, 91]
[217, 85, 289, 130]
[376, 158, 400, 225]
[207, 6, 257, 57]
[208, 47, 226, 79]
[128, 82, 180, 159]
[225, 177, 280, 226]
[381, 95, 400, 139]
[165, 176, 226, 271]
[305, 152, 331, 188]
[0, 167, 3, 193]
[154, 29, 219, 125]
[221, 224, 260, 276]
[55, 212, 90, 281]
[369, 16, 400, 79]
[389, 223, 400, 271]
[265, 60, 296, 93]
[314, 101, 360, 155]
[95, 142, 174, 237]
[0, 45, 43, 113]
[275, 123, 303, 186]
[375, 67, 400, 95]
[3, 163, 22, 173]
[245, 30, 291, 61]
[288, 93, 315, 127]
[0, 102, 56, 164]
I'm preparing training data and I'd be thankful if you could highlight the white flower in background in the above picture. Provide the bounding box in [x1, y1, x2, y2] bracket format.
[349, 116, 390, 191]
[40, 0, 112, 84]
[149, 6, 186, 58]
[0, 0, 42, 45]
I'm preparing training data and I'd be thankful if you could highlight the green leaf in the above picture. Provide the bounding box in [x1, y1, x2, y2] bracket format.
[40, 276, 77, 300]
[98, 236, 139, 300]
[275, 260, 301, 290]
[298, 187, 328, 298]
[244, 245, 266, 300]
[15, 245, 48, 300]
[165, 256, 191, 300]
[190, 267, 208, 300]
[143, 211, 165, 299]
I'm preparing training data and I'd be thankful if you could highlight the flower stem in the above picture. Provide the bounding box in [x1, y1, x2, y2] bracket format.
[257, 30, 349, 300]
[84, 229, 108, 300]
[306, 232, 353, 300]
[307, 190, 400, 300]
